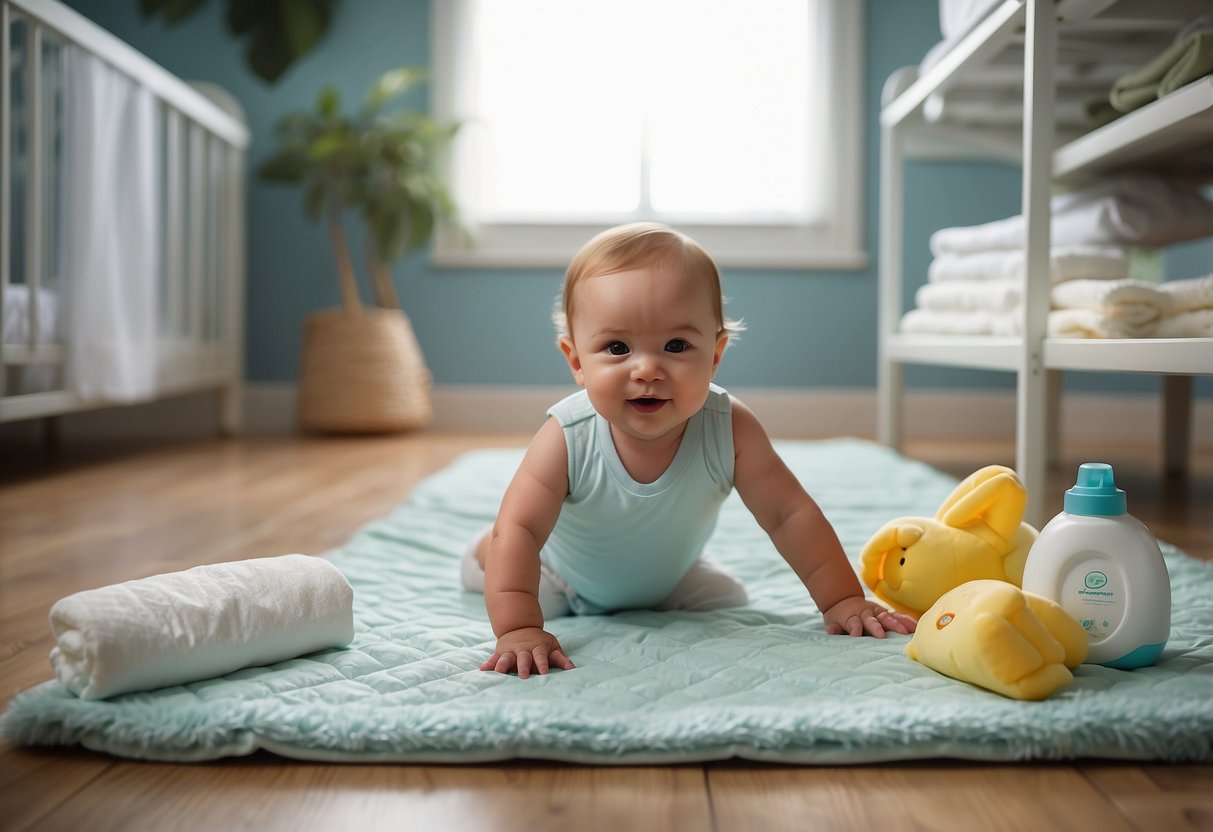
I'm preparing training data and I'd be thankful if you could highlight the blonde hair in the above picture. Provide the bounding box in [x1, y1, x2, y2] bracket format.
[553, 222, 745, 340]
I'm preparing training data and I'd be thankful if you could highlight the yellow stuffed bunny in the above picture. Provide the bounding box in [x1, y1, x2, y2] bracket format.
[905, 580, 1087, 700]
[860, 465, 1038, 618]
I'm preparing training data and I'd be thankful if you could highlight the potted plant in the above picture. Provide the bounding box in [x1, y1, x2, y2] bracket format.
[260, 67, 458, 433]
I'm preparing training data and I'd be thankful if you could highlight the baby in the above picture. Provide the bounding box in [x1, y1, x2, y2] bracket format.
[461, 222, 916, 678]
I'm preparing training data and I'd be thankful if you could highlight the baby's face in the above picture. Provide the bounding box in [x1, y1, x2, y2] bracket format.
[560, 265, 728, 444]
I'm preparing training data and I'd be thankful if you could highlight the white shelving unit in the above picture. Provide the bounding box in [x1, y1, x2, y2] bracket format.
[877, 0, 1213, 525]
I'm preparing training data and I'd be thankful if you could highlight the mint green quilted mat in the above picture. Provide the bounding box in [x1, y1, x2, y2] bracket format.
[4, 439, 1212, 763]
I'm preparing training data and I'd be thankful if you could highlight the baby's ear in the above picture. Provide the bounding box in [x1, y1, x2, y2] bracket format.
[559, 337, 585, 386]
[712, 332, 729, 373]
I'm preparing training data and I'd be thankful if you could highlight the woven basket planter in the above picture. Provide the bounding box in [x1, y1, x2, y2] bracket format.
[297, 307, 433, 433]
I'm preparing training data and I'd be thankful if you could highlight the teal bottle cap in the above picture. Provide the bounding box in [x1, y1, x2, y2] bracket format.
[1064, 462, 1127, 516]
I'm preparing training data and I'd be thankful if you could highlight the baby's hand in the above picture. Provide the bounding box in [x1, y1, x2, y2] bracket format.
[480, 627, 575, 679]
[824, 595, 918, 638]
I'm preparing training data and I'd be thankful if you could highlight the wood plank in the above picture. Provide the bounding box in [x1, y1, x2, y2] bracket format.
[1081, 764, 1213, 830]
[707, 763, 1135, 832]
[31, 758, 712, 832]
[0, 744, 114, 832]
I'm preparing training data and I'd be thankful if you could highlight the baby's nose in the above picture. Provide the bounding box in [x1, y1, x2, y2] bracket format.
[630, 353, 665, 381]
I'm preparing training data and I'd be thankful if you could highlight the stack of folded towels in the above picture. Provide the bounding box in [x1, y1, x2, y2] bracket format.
[1051, 273, 1213, 338]
[901, 175, 1213, 339]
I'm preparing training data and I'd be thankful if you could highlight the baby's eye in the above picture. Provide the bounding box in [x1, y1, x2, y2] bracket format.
[605, 341, 630, 356]
[665, 339, 691, 353]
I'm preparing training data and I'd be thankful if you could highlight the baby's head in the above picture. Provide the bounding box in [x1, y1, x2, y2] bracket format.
[553, 223, 744, 341]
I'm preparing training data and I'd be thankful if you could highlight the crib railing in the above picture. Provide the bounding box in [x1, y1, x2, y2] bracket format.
[1, 0, 249, 427]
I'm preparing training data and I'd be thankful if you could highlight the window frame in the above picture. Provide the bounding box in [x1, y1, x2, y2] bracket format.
[429, 0, 865, 270]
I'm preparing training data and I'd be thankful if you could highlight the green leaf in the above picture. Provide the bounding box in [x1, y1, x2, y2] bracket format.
[247, 24, 294, 82]
[316, 86, 341, 117]
[406, 198, 434, 251]
[279, 0, 326, 57]
[227, 0, 269, 34]
[364, 67, 426, 113]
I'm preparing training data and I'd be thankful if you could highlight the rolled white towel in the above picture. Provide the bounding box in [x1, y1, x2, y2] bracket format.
[927, 246, 1128, 285]
[49, 554, 354, 700]
[1050, 279, 1171, 327]
[1158, 274, 1213, 312]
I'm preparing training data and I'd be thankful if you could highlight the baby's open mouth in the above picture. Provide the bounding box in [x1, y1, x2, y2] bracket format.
[628, 397, 667, 413]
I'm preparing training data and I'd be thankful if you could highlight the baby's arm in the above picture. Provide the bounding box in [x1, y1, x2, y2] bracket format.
[481, 417, 576, 677]
[730, 399, 916, 638]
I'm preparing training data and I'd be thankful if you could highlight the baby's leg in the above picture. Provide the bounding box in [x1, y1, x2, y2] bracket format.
[459, 529, 571, 619]
[655, 559, 749, 611]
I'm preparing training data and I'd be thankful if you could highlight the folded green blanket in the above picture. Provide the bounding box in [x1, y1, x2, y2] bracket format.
[3, 439, 1211, 763]
[1111, 30, 1213, 112]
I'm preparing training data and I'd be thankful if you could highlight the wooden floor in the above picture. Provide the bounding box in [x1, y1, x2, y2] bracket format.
[1, 431, 1210, 831]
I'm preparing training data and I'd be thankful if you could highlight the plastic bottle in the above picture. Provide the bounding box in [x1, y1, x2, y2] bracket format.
[1021, 462, 1170, 669]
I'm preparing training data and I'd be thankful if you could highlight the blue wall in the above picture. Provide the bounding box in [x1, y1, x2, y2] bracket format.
[62, 0, 1212, 396]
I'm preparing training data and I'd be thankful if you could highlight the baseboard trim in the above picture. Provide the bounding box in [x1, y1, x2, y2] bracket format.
[3, 382, 1209, 445]
[430, 384, 1213, 445]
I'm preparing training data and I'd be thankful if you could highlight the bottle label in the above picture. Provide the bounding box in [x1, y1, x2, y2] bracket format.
[1060, 553, 1124, 643]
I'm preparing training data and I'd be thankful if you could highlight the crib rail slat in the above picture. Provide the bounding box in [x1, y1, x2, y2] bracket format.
[1, 4, 10, 398]
[189, 121, 204, 344]
[164, 105, 184, 339]
[24, 20, 41, 352]
[221, 137, 245, 434]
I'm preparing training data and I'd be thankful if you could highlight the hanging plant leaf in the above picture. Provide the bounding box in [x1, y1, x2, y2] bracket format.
[226, 0, 268, 34]
[280, 0, 328, 58]
[140, 0, 341, 84]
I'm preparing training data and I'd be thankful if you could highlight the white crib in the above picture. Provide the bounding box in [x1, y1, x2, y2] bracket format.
[1, 0, 248, 432]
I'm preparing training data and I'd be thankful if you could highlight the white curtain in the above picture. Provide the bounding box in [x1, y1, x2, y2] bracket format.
[62, 45, 159, 401]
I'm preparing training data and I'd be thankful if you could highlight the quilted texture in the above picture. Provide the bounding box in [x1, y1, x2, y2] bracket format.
[3, 439, 1212, 763]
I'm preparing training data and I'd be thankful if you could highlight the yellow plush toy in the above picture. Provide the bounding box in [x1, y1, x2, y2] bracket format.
[905, 580, 1087, 700]
[860, 465, 1087, 699]
[860, 465, 1038, 618]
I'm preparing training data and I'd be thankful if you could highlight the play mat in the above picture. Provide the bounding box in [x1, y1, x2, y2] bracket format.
[3, 439, 1211, 763]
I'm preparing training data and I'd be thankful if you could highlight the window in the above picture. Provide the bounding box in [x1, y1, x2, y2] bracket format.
[431, 0, 864, 269]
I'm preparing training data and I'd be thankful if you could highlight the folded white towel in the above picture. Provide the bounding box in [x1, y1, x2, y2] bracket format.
[1048, 308, 1159, 339]
[1159, 274, 1213, 312]
[915, 280, 1021, 313]
[930, 175, 1213, 255]
[49, 554, 354, 700]
[1157, 309, 1213, 338]
[1050, 279, 1171, 327]
[927, 246, 1128, 285]
[899, 308, 1020, 336]
[899, 305, 1173, 339]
